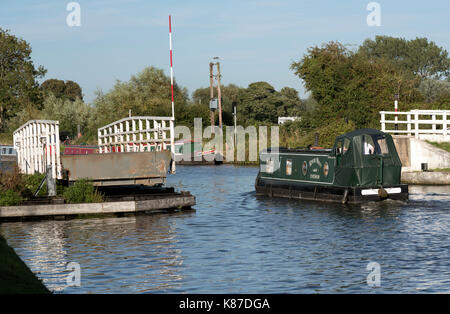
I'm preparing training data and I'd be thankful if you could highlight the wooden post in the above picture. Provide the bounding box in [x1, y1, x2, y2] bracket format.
[209, 62, 215, 128]
[216, 61, 223, 129]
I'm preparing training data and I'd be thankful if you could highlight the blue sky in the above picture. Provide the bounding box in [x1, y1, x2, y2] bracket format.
[1, 0, 449, 103]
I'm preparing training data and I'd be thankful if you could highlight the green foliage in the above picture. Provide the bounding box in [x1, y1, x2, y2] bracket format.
[426, 141, 450, 153]
[192, 83, 245, 125]
[63, 179, 103, 204]
[40, 79, 83, 101]
[290, 41, 423, 129]
[359, 36, 450, 80]
[280, 118, 357, 149]
[0, 189, 22, 206]
[41, 94, 92, 138]
[88, 66, 189, 137]
[418, 79, 450, 103]
[0, 28, 46, 132]
[21, 173, 47, 198]
[238, 82, 304, 125]
[5, 93, 92, 140]
[0, 167, 24, 205]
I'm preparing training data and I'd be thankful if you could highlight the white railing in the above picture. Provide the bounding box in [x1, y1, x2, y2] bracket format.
[380, 110, 450, 139]
[98, 116, 175, 155]
[13, 120, 62, 179]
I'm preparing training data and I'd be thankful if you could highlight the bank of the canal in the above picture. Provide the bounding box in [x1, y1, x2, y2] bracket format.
[0, 235, 50, 294]
[402, 171, 450, 185]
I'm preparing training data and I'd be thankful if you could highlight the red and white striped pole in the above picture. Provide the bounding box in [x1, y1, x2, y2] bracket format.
[169, 15, 174, 119]
[394, 93, 399, 131]
[169, 15, 176, 173]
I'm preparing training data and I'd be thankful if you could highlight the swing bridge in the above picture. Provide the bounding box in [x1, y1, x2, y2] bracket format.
[13, 116, 176, 188]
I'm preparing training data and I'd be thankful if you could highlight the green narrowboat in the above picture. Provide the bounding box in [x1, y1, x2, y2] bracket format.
[255, 128, 408, 204]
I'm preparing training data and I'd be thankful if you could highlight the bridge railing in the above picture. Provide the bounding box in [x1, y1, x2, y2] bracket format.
[98, 116, 175, 154]
[13, 120, 62, 179]
[380, 110, 450, 139]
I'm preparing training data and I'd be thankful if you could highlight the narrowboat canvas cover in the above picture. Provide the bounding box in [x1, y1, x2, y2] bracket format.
[332, 128, 402, 187]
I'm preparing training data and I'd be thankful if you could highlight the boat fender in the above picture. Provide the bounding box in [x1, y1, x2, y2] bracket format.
[378, 187, 388, 198]
[342, 189, 349, 204]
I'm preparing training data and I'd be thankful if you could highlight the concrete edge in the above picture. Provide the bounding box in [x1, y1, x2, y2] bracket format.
[0, 195, 196, 218]
[401, 171, 450, 185]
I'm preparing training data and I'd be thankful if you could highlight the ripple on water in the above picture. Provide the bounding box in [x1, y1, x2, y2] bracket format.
[0, 165, 449, 293]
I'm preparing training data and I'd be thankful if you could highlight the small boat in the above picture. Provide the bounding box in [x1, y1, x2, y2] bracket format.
[174, 140, 222, 165]
[255, 129, 408, 204]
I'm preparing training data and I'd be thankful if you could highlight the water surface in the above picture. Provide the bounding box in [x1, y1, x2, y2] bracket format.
[1, 165, 449, 293]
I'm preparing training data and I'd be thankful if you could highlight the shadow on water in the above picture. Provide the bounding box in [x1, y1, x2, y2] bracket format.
[0, 211, 195, 293]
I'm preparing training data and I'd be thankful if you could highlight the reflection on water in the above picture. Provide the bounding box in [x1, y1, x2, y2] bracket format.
[1, 165, 449, 293]
[1, 213, 192, 293]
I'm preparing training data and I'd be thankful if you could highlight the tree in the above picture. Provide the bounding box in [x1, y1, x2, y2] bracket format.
[41, 79, 83, 101]
[0, 28, 46, 131]
[290, 41, 423, 129]
[90, 66, 189, 133]
[279, 87, 305, 116]
[359, 36, 450, 80]
[239, 82, 280, 124]
[192, 84, 246, 125]
[41, 94, 92, 138]
[418, 79, 450, 103]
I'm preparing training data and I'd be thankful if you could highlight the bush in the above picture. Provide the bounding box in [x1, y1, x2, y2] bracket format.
[21, 173, 47, 198]
[0, 190, 22, 206]
[63, 179, 103, 204]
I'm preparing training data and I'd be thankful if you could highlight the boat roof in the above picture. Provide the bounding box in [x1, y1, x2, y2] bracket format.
[337, 128, 386, 139]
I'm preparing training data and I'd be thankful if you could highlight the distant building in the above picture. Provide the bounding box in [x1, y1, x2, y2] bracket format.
[0, 144, 17, 173]
[0, 144, 16, 156]
[278, 117, 301, 125]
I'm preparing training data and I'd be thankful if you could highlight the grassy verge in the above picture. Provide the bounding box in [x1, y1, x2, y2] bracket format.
[428, 168, 450, 172]
[0, 235, 50, 294]
[426, 141, 450, 153]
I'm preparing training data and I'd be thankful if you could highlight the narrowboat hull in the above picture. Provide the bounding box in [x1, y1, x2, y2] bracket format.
[255, 175, 408, 204]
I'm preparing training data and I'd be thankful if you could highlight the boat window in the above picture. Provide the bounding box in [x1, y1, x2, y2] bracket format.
[266, 159, 274, 174]
[343, 138, 351, 155]
[363, 135, 375, 155]
[336, 141, 344, 155]
[286, 159, 292, 176]
[376, 138, 389, 155]
[1, 148, 5, 155]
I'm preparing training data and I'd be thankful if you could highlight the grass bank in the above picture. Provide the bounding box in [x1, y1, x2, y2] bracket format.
[426, 141, 450, 153]
[0, 235, 50, 294]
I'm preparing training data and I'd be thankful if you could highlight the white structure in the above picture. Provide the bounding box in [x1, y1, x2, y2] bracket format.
[380, 110, 450, 142]
[97, 116, 176, 173]
[278, 117, 301, 125]
[13, 120, 62, 179]
[97, 116, 175, 154]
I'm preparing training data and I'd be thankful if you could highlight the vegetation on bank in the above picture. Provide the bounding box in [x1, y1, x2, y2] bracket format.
[0, 235, 50, 294]
[426, 141, 450, 153]
[0, 168, 103, 206]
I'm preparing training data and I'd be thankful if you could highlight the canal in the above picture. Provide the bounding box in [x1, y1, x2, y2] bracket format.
[0, 165, 449, 293]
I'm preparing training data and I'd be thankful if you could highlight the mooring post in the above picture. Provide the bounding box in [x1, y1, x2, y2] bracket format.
[46, 165, 56, 197]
